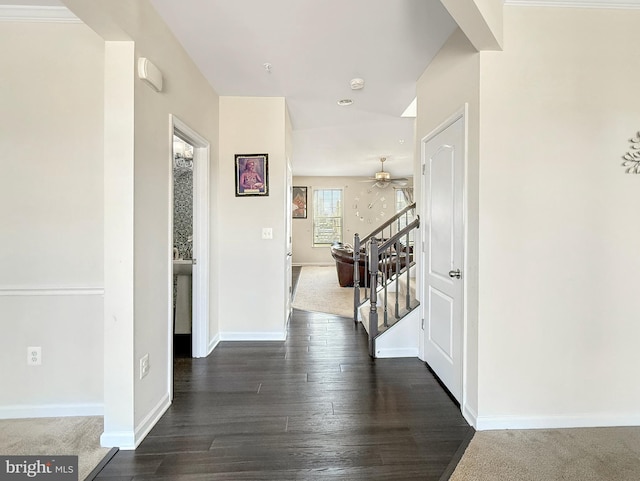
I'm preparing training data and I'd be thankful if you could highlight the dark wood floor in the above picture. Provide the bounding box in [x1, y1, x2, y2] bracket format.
[94, 309, 473, 480]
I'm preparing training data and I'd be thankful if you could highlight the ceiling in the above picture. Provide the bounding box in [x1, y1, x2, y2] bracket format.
[5, 0, 459, 177]
[147, 0, 457, 178]
[7, 1, 640, 176]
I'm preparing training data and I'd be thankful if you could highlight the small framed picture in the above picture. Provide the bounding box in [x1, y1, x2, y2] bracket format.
[235, 154, 268, 196]
[292, 186, 307, 219]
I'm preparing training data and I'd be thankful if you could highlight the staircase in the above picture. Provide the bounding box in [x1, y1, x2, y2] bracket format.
[352, 203, 420, 357]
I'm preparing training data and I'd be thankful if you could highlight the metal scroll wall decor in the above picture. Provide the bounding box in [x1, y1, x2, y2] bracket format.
[622, 131, 640, 174]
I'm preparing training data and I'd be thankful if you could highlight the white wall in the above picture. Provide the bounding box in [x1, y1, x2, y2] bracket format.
[415, 28, 480, 423]
[65, 0, 220, 447]
[131, 29, 219, 440]
[477, 6, 640, 428]
[102, 40, 136, 447]
[292, 176, 413, 265]
[218, 97, 288, 340]
[0, 22, 104, 417]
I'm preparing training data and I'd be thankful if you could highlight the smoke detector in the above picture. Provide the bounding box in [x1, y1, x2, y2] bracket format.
[350, 78, 365, 90]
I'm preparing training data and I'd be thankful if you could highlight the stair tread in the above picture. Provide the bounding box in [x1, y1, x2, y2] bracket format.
[359, 298, 420, 335]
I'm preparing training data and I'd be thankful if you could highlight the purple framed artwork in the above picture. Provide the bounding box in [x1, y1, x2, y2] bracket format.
[235, 153, 269, 197]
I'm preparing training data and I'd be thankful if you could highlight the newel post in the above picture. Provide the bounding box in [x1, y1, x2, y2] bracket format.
[368, 237, 379, 357]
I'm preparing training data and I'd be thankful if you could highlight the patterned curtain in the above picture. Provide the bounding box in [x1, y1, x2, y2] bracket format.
[401, 187, 414, 205]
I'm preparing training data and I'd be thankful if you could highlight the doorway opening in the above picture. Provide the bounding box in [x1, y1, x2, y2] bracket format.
[169, 116, 210, 395]
[172, 134, 195, 357]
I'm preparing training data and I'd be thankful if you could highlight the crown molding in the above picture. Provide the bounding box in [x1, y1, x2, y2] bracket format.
[0, 5, 80, 23]
[505, 0, 640, 8]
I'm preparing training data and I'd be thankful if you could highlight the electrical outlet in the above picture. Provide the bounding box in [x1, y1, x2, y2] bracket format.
[140, 354, 150, 380]
[27, 347, 41, 366]
[261, 227, 273, 240]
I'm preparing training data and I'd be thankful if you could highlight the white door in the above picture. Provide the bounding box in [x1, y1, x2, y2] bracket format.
[422, 115, 465, 403]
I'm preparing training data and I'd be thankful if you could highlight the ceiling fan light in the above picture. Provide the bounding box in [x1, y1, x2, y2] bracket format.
[374, 171, 391, 181]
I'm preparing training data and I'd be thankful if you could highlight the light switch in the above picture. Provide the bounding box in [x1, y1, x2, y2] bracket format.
[261, 227, 273, 240]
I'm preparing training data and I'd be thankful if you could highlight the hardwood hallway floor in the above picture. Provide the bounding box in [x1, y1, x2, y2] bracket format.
[95, 309, 473, 480]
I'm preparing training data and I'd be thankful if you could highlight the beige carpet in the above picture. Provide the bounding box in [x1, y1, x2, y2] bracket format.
[292, 265, 359, 318]
[0, 416, 112, 480]
[450, 427, 640, 481]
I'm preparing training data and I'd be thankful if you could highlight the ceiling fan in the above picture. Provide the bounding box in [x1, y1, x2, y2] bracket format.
[363, 157, 409, 188]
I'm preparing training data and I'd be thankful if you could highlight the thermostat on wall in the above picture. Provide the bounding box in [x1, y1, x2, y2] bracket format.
[137, 57, 163, 92]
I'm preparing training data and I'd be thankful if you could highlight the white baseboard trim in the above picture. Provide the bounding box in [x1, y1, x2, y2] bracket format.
[100, 430, 135, 449]
[220, 331, 287, 341]
[374, 348, 419, 358]
[476, 413, 640, 431]
[0, 402, 103, 419]
[132, 393, 171, 449]
[100, 394, 171, 450]
[462, 404, 478, 429]
[207, 333, 220, 355]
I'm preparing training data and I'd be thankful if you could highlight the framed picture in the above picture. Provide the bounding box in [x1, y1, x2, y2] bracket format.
[235, 154, 268, 196]
[292, 186, 307, 219]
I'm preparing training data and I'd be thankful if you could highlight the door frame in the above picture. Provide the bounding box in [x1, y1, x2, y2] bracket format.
[168, 115, 210, 391]
[420, 105, 469, 409]
[285, 157, 293, 326]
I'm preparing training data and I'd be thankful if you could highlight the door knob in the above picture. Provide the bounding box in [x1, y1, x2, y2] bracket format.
[448, 269, 461, 279]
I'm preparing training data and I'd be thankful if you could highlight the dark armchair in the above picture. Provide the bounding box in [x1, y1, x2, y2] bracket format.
[330, 242, 368, 287]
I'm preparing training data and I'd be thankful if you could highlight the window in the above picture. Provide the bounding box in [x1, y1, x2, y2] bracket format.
[313, 189, 342, 246]
[395, 188, 415, 247]
[395, 188, 409, 213]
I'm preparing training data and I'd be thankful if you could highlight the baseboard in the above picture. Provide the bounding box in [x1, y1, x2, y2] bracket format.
[0, 403, 103, 419]
[476, 413, 640, 431]
[220, 331, 287, 341]
[207, 333, 220, 355]
[375, 347, 419, 358]
[462, 403, 478, 429]
[133, 392, 171, 449]
[100, 430, 134, 449]
[100, 393, 171, 450]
